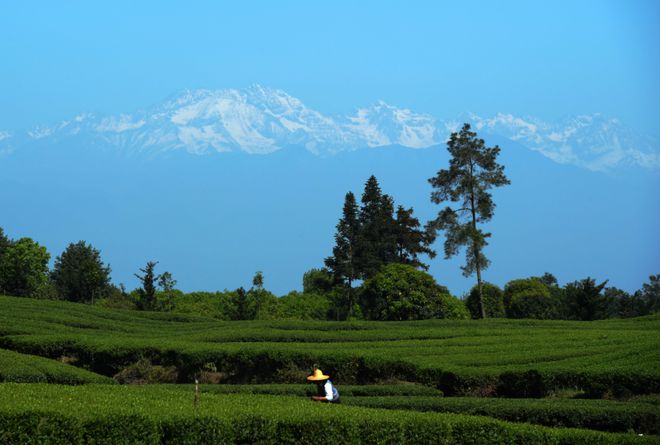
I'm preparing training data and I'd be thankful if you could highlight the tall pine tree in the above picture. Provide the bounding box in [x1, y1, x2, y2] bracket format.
[356, 176, 397, 279]
[325, 192, 360, 317]
[427, 124, 510, 318]
[394, 206, 436, 270]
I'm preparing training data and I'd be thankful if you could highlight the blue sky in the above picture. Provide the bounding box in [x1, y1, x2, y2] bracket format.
[1, 1, 659, 134]
[1, 1, 658, 296]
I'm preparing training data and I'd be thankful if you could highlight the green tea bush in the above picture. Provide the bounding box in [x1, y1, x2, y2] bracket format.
[195, 383, 443, 397]
[1, 295, 659, 397]
[0, 384, 657, 445]
[0, 348, 110, 384]
[344, 395, 660, 434]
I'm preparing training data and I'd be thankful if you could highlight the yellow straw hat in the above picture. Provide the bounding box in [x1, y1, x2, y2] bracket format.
[306, 368, 330, 381]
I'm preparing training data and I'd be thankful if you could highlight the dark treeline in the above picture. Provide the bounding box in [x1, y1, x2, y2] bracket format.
[0, 215, 657, 323]
[0, 124, 657, 321]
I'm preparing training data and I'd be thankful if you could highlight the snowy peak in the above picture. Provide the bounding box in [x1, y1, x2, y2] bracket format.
[1, 86, 658, 171]
[347, 101, 439, 148]
[471, 112, 660, 171]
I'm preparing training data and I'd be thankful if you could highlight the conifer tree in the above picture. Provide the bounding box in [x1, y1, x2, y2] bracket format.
[51, 240, 112, 304]
[394, 206, 436, 270]
[427, 124, 510, 318]
[325, 192, 360, 317]
[0, 228, 11, 259]
[356, 176, 397, 279]
[134, 261, 158, 310]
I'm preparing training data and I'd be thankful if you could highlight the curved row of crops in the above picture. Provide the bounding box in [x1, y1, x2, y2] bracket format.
[1, 296, 659, 397]
[0, 348, 110, 384]
[0, 384, 657, 445]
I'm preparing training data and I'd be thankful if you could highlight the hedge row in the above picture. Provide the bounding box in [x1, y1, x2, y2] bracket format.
[0, 384, 657, 445]
[196, 384, 659, 434]
[2, 333, 658, 397]
[0, 349, 110, 384]
[195, 383, 443, 397]
[1, 295, 658, 397]
[344, 396, 660, 435]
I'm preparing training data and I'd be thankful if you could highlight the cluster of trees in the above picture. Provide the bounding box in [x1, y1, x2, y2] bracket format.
[467, 274, 660, 321]
[0, 226, 657, 322]
[0, 229, 172, 309]
[0, 230, 112, 302]
[324, 175, 436, 318]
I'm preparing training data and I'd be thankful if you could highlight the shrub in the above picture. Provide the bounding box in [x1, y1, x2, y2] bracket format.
[465, 282, 505, 318]
[504, 278, 559, 319]
[437, 293, 470, 319]
[112, 358, 178, 384]
[359, 264, 452, 321]
[274, 291, 331, 320]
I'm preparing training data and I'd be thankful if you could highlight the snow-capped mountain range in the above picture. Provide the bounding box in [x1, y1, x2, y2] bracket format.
[1, 85, 658, 172]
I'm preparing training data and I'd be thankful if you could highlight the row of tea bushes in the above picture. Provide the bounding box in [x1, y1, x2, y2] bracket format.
[2, 333, 658, 397]
[195, 383, 443, 397]
[0, 349, 110, 384]
[187, 384, 658, 434]
[0, 384, 656, 445]
[1, 295, 658, 397]
[344, 396, 660, 435]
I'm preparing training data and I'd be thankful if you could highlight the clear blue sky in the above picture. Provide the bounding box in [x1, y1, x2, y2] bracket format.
[1, 1, 659, 135]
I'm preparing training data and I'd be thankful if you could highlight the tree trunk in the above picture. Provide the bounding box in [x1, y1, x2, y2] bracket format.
[347, 277, 353, 319]
[476, 263, 485, 319]
[468, 161, 486, 319]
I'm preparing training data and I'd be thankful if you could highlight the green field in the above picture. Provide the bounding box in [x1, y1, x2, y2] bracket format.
[0, 295, 659, 443]
[1, 295, 658, 395]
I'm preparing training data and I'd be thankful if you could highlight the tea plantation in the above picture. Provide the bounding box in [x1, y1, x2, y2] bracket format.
[0, 295, 658, 443]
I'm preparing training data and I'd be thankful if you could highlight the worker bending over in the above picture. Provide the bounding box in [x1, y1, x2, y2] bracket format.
[307, 368, 340, 403]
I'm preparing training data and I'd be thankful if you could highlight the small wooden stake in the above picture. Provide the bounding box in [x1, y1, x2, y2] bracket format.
[194, 378, 200, 410]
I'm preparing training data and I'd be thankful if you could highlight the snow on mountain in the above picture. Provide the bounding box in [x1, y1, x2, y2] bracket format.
[346, 101, 440, 148]
[1, 85, 658, 171]
[470, 113, 660, 171]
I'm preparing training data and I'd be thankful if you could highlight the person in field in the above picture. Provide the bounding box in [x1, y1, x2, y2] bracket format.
[307, 368, 340, 403]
